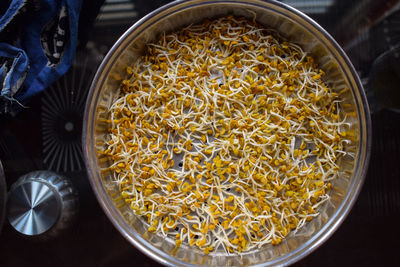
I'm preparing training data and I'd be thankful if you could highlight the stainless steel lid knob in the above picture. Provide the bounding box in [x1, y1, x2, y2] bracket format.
[7, 171, 78, 239]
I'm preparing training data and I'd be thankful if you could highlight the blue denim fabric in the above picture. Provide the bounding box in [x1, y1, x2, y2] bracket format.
[0, 43, 29, 101]
[0, 0, 82, 112]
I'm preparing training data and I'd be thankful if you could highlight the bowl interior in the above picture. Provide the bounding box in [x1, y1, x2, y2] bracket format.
[84, 1, 369, 266]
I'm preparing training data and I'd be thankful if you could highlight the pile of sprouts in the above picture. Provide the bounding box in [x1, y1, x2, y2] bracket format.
[98, 16, 351, 254]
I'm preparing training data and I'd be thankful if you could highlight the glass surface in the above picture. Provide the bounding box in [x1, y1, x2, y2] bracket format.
[0, 0, 398, 266]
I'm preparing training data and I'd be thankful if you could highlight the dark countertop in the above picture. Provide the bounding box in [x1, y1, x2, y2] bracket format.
[1, 109, 399, 266]
[1, 0, 400, 266]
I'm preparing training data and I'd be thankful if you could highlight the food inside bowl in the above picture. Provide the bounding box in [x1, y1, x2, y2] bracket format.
[97, 15, 352, 254]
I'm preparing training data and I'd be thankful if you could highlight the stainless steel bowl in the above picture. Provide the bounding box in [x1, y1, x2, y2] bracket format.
[83, 0, 371, 266]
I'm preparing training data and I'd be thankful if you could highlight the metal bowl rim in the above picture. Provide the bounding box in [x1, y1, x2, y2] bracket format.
[83, 0, 372, 266]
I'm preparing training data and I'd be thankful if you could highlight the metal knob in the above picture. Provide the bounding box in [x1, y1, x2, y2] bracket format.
[7, 171, 78, 238]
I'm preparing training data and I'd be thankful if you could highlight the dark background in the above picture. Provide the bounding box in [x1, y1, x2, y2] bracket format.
[1, 0, 400, 266]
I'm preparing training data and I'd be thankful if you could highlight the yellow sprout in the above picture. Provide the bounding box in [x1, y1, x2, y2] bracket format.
[100, 15, 350, 255]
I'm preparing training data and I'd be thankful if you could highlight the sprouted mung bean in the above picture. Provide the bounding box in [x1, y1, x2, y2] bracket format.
[98, 16, 352, 254]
